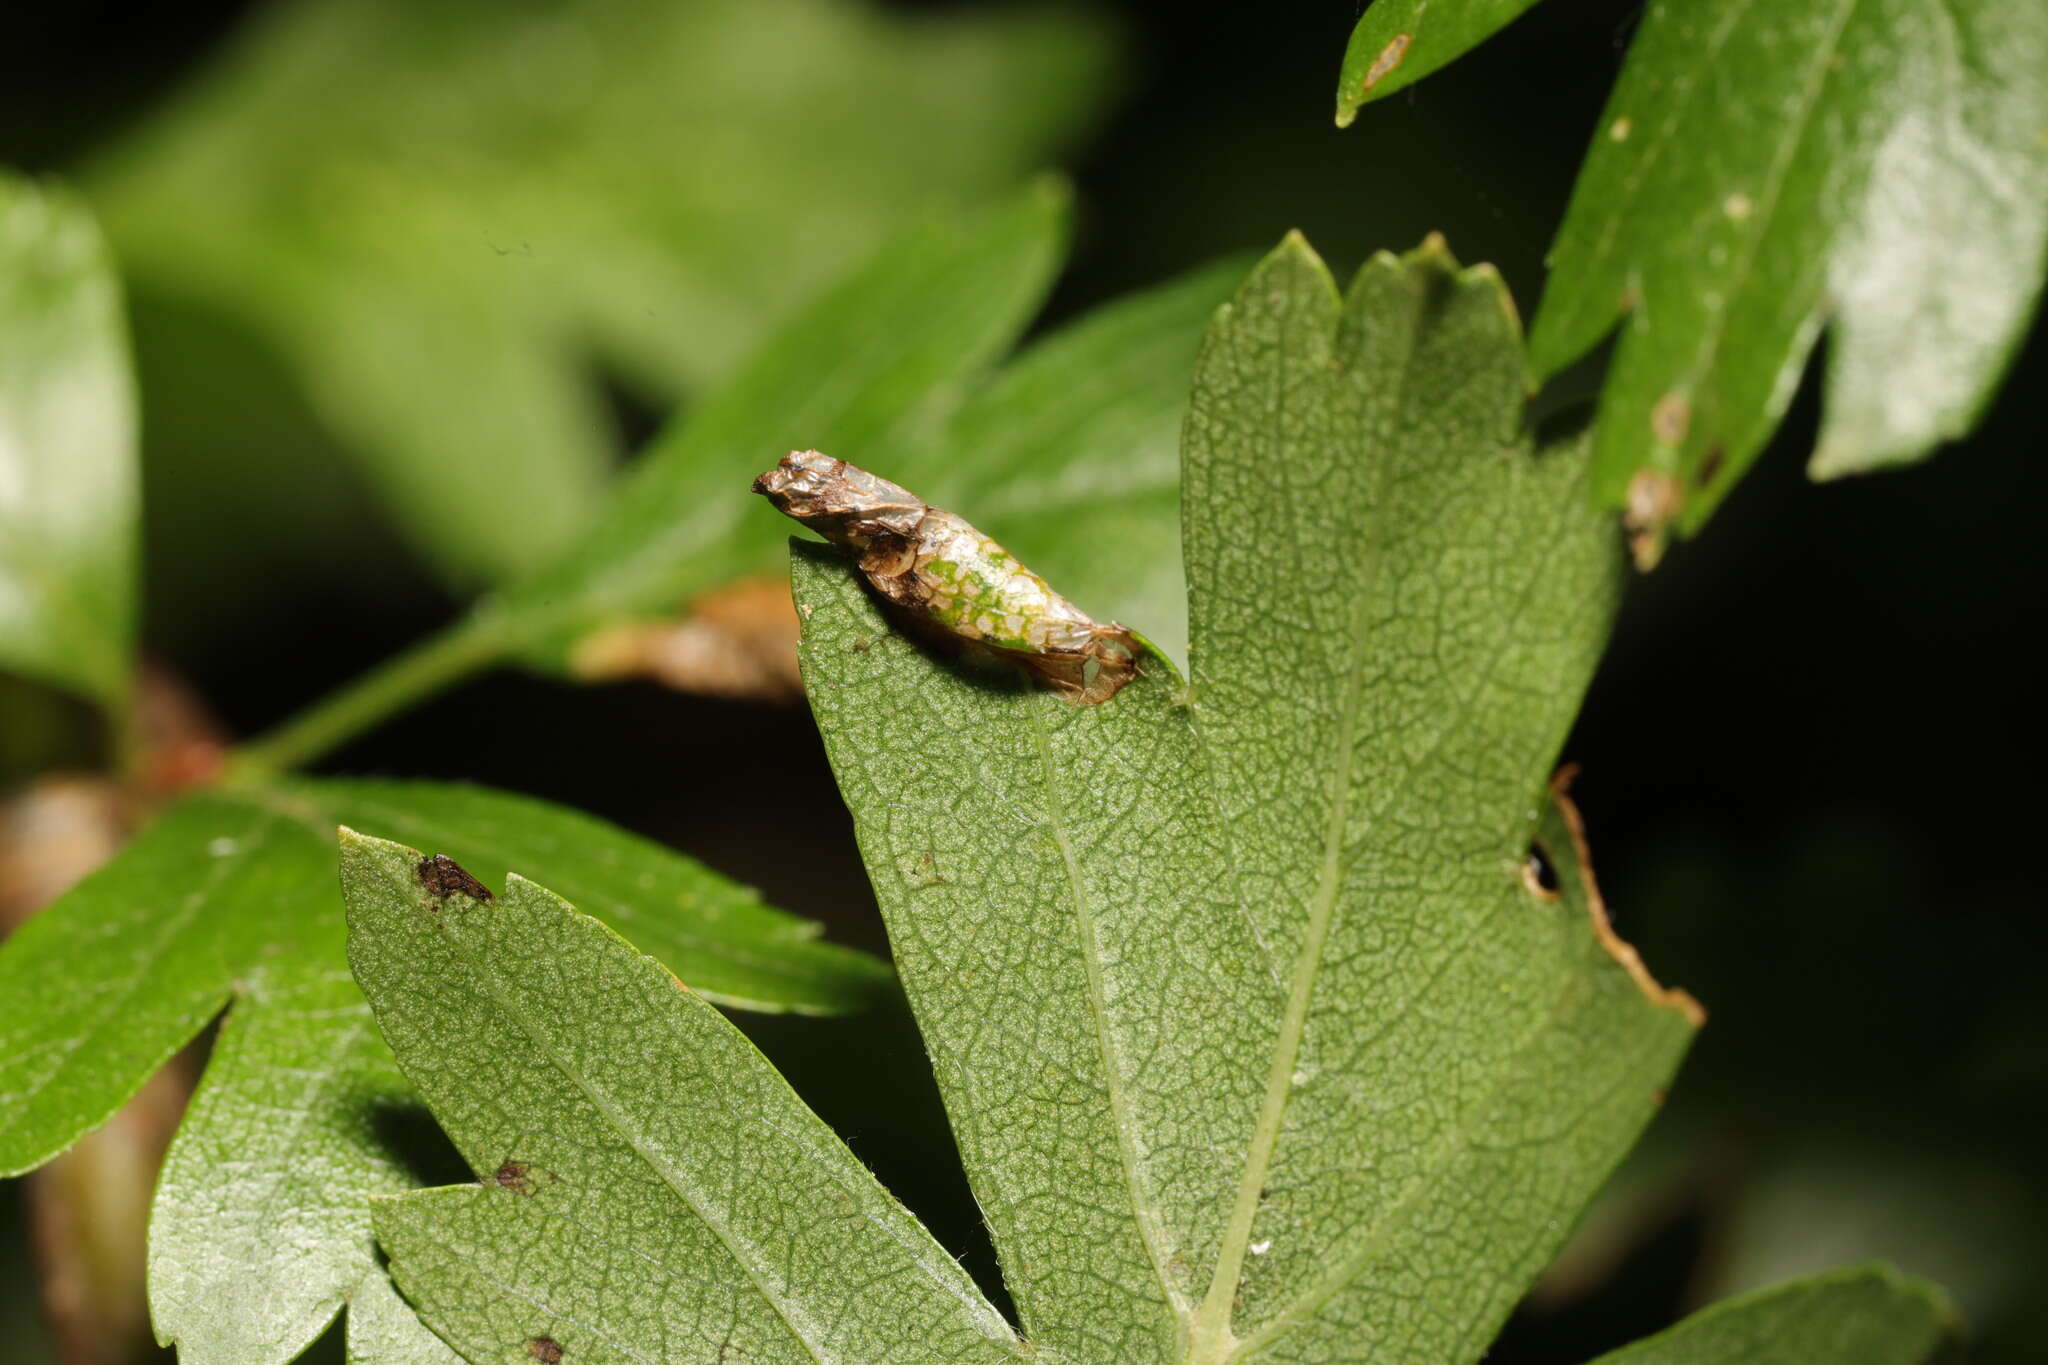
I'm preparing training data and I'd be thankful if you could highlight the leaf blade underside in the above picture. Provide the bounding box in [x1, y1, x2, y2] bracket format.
[0, 777, 885, 1365]
[795, 235, 1702, 1364]
[342, 830, 1021, 1365]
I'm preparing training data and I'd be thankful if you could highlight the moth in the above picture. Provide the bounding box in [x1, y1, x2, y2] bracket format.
[754, 450, 1139, 704]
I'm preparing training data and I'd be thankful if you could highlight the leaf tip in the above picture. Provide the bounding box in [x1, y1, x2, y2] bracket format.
[1335, 26, 1413, 124]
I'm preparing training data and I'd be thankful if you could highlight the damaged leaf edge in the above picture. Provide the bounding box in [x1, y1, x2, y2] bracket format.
[1549, 766, 1705, 1028]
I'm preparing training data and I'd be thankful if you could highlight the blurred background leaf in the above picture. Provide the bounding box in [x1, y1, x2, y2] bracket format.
[79, 0, 1120, 592]
[0, 175, 136, 712]
[1525, 0, 2048, 561]
[493, 184, 1072, 673]
[1586, 1265, 1952, 1365]
[1335, 0, 1544, 121]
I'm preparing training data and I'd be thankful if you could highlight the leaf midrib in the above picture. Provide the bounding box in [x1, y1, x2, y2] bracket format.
[1022, 694, 1187, 1343]
[1185, 292, 1393, 1362]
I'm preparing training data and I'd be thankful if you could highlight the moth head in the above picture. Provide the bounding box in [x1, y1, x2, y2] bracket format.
[753, 450, 925, 543]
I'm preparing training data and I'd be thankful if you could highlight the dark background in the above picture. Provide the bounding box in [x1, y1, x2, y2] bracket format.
[4, 2, 2043, 1361]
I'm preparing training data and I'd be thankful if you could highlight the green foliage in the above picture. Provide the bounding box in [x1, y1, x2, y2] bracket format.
[1525, 0, 2048, 554]
[492, 184, 1072, 671]
[147, 946, 416, 1363]
[1335, 0, 1543, 122]
[0, 778, 885, 1365]
[234, 190, 1244, 776]
[804, 235, 1699, 1362]
[1586, 1264, 1952, 1365]
[0, 174, 136, 708]
[0, 796, 334, 1179]
[334, 238, 1938, 1365]
[342, 830, 1020, 1364]
[84, 0, 1117, 586]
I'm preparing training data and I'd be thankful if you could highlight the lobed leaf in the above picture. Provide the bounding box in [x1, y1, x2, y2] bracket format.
[345, 1268, 463, 1365]
[1585, 1264, 1953, 1365]
[1527, 0, 2048, 559]
[0, 795, 334, 1179]
[85, 0, 1115, 587]
[1335, 0, 1545, 123]
[794, 235, 1703, 1362]
[0, 173, 137, 708]
[338, 237, 1920, 1363]
[0, 777, 884, 1365]
[147, 945, 416, 1365]
[342, 830, 1022, 1364]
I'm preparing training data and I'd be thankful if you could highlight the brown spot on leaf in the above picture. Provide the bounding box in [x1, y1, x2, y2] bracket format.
[493, 1161, 533, 1195]
[1623, 469, 1683, 571]
[527, 1338, 564, 1364]
[1650, 392, 1690, 446]
[417, 854, 492, 902]
[1362, 33, 1411, 91]
[1550, 767, 1705, 1027]
[1696, 444, 1727, 487]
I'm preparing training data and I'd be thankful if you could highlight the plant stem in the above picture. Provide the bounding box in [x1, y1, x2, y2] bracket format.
[223, 611, 514, 780]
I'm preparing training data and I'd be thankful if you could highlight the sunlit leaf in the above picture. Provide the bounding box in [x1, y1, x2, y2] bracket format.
[0, 173, 136, 707]
[1527, 0, 2048, 560]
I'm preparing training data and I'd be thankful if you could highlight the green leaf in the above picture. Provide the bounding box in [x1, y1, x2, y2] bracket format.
[492, 183, 1070, 669]
[1335, 0, 1544, 123]
[895, 255, 1250, 666]
[341, 829, 1023, 1364]
[0, 795, 335, 1179]
[0, 173, 137, 707]
[84, 0, 1113, 587]
[346, 1268, 462, 1365]
[147, 944, 415, 1364]
[792, 235, 1702, 1361]
[1527, 0, 2048, 558]
[1586, 1264, 1954, 1365]
[0, 779, 884, 1365]
[297, 778, 888, 1015]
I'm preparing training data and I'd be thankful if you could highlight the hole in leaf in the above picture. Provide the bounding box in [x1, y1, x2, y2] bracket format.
[1522, 842, 1562, 901]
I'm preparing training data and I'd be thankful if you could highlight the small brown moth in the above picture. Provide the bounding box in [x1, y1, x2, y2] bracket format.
[753, 451, 1139, 704]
